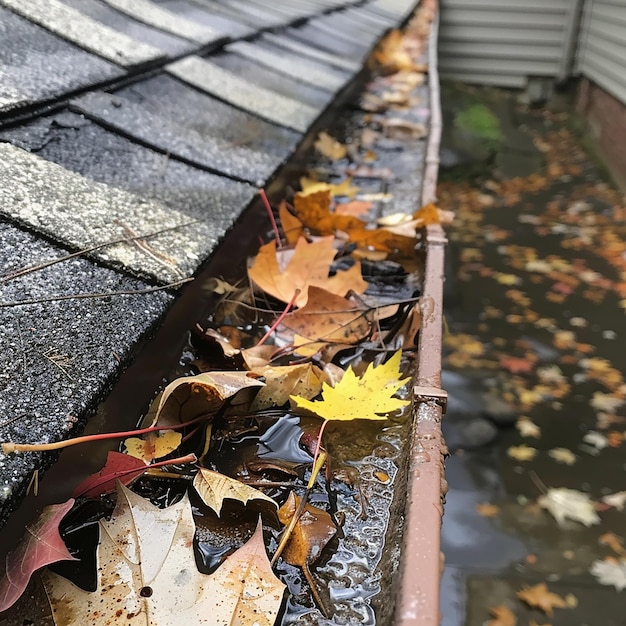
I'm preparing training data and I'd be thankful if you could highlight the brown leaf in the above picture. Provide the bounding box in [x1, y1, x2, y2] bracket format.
[334, 200, 374, 217]
[476, 503, 500, 518]
[299, 177, 359, 199]
[381, 117, 427, 139]
[486, 604, 516, 626]
[343, 227, 417, 255]
[314, 131, 347, 160]
[278, 200, 305, 246]
[293, 190, 364, 236]
[247, 237, 368, 308]
[516, 583, 567, 615]
[413, 203, 442, 226]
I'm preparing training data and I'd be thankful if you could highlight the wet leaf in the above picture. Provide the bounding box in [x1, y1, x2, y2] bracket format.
[193, 468, 278, 517]
[548, 448, 577, 465]
[475, 503, 500, 518]
[486, 604, 516, 626]
[602, 491, 626, 511]
[282, 286, 371, 356]
[293, 190, 364, 236]
[247, 236, 368, 308]
[0, 500, 76, 612]
[381, 117, 426, 139]
[249, 363, 326, 410]
[590, 558, 626, 590]
[278, 200, 305, 246]
[72, 451, 148, 498]
[143, 371, 265, 429]
[335, 200, 373, 217]
[582, 430, 609, 450]
[599, 532, 626, 556]
[314, 131, 347, 160]
[516, 418, 541, 439]
[42, 483, 285, 625]
[299, 177, 359, 199]
[538, 488, 600, 527]
[124, 430, 182, 463]
[291, 350, 410, 422]
[516, 583, 568, 615]
[507, 445, 538, 462]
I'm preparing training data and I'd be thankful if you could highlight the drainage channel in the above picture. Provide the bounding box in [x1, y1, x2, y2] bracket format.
[0, 3, 444, 625]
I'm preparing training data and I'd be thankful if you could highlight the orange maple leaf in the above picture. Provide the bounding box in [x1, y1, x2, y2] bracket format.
[247, 236, 368, 308]
[293, 190, 365, 235]
[516, 583, 567, 616]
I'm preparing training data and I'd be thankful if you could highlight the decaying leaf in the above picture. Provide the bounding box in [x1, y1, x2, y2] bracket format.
[193, 468, 277, 516]
[124, 430, 182, 463]
[299, 177, 359, 199]
[590, 558, 626, 591]
[314, 131, 347, 160]
[249, 362, 326, 410]
[42, 483, 285, 625]
[538, 488, 600, 527]
[599, 532, 626, 556]
[507, 445, 538, 462]
[334, 200, 373, 217]
[516, 583, 568, 616]
[72, 451, 148, 498]
[282, 286, 371, 356]
[291, 350, 410, 422]
[548, 448, 577, 465]
[486, 604, 516, 626]
[143, 371, 265, 429]
[0, 500, 76, 612]
[247, 236, 368, 308]
[293, 190, 364, 236]
[278, 200, 305, 245]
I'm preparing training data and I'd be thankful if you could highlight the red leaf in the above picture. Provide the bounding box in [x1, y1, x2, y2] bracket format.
[72, 451, 147, 499]
[499, 356, 534, 375]
[0, 499, 76, 612]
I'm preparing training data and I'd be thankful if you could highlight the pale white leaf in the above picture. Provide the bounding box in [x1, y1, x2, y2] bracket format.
[602, 491, 626, 511]
[590, 559, 626, 591]
[538, 488, 600, 527]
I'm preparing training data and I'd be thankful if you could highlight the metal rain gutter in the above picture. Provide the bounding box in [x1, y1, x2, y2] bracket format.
[395, 3, 447, 625]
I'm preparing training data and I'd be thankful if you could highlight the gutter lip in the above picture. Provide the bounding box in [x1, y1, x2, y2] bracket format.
[395, 3, 447, 625]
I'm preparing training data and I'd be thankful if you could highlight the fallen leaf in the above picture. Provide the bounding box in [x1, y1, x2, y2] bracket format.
[602, 491, 626, 511]
[413, 203, 441, 226]
[291, 350, 410, 422]
[507, 445, 538, 462]
[124, 430, 182, 463]
[599, 532, 626, 556]
[516, 583, 567, 615]
[476, 503, 500, 517]
[516, 418, 541, 439]
[249, 362, 326, 410]
[340, 226, 417, 256]
[193, 468, 277, 516]
[373, 29, 419, 73]
[72, 451, 148, 498]
[538, 488, 600, 527]
[0, 500, 76, 612]
[143, 371, 265, 428]
[486, 604, 516, 626]
[247, 237, 368, 308]
[590, 558, 626, 590]
[314, 131, 347, 160]
[299, 177, 359, 199]
[42, 483, 285, 625]
[548, 448, 577, 465]
[278, 200, 305, 246]
[334, 200, 373, 217]
[500, 356, 534, 374]
[293, 190, 364, 236]
[583, 430, 609, 450]
[381, 117, 427, 139]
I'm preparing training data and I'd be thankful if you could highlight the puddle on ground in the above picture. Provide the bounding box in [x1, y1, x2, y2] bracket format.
[439, 83, 626, 625]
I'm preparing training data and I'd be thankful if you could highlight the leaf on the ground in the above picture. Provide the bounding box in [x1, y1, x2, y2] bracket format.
[516, 583, 568, 615]
[241, 344, 281, 369]
[278, 200, 305, 246]
[247, 236, 368, 308]
[599, 532, 626, 556]
[516, 418, 541, 438]
[381, 117, 427, 139]
[72, 451, 147, 498]
[200, 327, 241, 358]
[42, 483, 285, 625]
[291, 350, 410, 422]
[590, 392, 624, 413]
[602, 491, 626, 511]
[314, 131, 347, 160]
[281, 286, 371, 356]
[538, 488, 600, 527]
[335, 200, 373, 217]
[548, 448, 577, 465]
[249, 363, 326, 410]
[143, 371, 265, 429]
[341, 226, 417, 255]
[583, 430, 609, 450]
[193, 468, 278, 517]
[293, 190, 365, 236]
[373, 29, 418, 73]
[507, 445, 538, 462]
[476, 503, 500, 518]
[413, 203, 443, 226]
[299, 176, 359, 199]
[124, 430, 182, 463]
[590, 558, 626, 591]
[0, 500, 76, 612]
[500, 356, 535, 374]
[486, 604, 516, 626]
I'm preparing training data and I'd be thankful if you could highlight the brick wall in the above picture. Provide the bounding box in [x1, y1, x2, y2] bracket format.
[576, 78, 626, 190]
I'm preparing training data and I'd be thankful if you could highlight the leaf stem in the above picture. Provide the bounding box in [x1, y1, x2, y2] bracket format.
[256, 288, 300, 347]
[2, 416, 209, 454]
[258, 189, 282, 248]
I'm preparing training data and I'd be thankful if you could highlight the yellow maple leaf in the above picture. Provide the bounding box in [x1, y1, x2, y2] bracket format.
[290, 351, 410, 422]
[299, 176, 359, 199]
[507, 444, 538, 462]
[124, 430, 182, 463]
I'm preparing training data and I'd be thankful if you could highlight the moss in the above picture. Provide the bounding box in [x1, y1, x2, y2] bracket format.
[454, 104, 502, 142]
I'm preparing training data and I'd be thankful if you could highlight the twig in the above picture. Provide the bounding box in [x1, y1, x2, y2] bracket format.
[259, 189, 282, 248]
[2, 414, 209, 454]
[257, 289, 301, 346]
[1, 221, 197, 283]
[0, 278, 193, 308]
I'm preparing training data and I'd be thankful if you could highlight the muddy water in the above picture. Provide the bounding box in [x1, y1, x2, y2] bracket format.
[439, 84, 626, 625]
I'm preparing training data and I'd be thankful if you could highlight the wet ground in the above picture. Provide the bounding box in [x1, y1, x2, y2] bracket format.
[438, 84, 626, 625]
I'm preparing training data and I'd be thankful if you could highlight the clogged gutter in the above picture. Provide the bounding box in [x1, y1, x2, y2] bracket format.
[0, 2, 446, 625]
